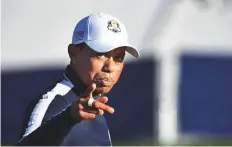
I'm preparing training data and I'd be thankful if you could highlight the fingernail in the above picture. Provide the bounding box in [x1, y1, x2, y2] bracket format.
[92, 83, 96, 89]
[101, 111, 104, 115]
[111, 108, 115, 114]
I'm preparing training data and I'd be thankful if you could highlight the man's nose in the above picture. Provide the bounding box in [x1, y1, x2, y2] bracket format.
[102, 58, 116, 73]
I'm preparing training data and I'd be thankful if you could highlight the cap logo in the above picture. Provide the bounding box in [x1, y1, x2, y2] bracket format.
[107, 20, 121, 33]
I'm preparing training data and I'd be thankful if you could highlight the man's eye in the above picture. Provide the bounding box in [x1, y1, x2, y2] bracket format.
[114, 55, 125, 62]
[97, 53, 105, 58]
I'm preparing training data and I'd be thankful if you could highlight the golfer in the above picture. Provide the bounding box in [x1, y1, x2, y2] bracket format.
[17, 12, 139, 146]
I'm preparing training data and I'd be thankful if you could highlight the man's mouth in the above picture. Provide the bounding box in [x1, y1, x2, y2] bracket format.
[95, 81, 114, 87]
[93, 77, 114, 87]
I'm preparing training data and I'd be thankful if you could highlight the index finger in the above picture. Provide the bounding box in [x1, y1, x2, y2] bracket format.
[81, 83, 96, 98]
[92, 101, 115, 114]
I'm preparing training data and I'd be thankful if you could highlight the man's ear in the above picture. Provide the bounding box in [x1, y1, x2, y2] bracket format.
[68, 44, 81, 60]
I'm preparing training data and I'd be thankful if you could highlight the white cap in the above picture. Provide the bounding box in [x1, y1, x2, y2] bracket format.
[72, 12, 140, 58]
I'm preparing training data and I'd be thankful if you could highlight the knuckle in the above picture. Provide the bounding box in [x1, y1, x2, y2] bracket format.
[82, 116, 87, 120]
[78, 104, 83, 110]
[101, 104, 106, 110]
[90, 114, 96, 119]
[81, 113, 88, 120]
[78, 98, 85, 103]
[77, 111, 84, 119]
[94, 102, 100, 108]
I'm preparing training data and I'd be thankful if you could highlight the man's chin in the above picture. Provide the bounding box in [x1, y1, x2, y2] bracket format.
[95, 86, 113, 94]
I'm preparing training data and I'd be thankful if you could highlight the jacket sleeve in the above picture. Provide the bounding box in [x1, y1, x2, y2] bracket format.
[17, 96, 79, 146]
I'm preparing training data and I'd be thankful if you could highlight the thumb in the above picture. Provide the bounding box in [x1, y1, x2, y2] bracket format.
[82, 83, 96, 98]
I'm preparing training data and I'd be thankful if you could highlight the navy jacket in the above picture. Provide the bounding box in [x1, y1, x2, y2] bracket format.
[17, 66, 112, 146]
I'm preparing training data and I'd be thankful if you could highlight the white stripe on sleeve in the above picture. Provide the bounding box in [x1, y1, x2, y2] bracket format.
[22, 79, 73, 137]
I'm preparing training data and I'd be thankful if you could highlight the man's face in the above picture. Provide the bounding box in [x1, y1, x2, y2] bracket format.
[68, 43, 125, 94]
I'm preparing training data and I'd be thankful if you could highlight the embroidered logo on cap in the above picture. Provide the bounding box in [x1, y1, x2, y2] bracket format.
[107, 20, 121, 33]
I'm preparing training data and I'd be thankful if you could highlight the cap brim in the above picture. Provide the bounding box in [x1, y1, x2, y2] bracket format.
[85, 40, 140, 58]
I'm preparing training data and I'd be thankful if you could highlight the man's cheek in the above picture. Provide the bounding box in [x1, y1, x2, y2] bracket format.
[114, 70, 123, 83]
[91, 60, 105, 71]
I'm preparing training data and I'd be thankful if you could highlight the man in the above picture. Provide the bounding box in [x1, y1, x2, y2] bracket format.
[17, 12, 139, 146]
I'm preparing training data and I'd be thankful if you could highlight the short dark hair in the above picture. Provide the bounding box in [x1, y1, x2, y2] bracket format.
[73, 42, 86, 47]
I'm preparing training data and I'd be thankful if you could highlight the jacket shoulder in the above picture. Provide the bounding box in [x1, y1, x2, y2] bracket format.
[20, 79, 73, 138]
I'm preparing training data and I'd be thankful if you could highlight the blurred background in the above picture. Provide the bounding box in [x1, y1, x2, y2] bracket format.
[1, 0, 232, 145]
